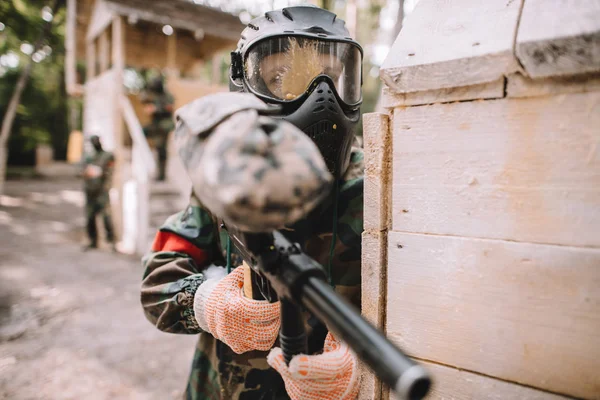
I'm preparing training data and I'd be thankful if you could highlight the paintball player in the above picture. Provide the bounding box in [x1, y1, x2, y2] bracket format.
[82, 135, 115, 251]
[141, 75, 175, 181]
[141, 6, 363, 399]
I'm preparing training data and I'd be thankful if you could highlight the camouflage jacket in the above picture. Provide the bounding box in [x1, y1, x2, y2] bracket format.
[82, 150, 114, 197]
[142, 91, 175, 140]
[141, 149, 364, 400]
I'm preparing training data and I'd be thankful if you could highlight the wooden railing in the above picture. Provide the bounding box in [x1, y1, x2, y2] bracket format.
[119, 94, 156, 255]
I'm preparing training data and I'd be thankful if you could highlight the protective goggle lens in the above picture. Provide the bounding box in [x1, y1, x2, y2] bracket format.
[244, 37, 362, 104]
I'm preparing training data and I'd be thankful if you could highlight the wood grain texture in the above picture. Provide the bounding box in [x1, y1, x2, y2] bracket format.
[386, 231, 600, 399]
[122, 23, 233, 73]
[391, 92, 600, 247]
[381, 79, 504, 108]
[363, 112, 392, 232]
[516, 0, 600, 78]
[380, 0, 521, 93]
[359, 230, 388, 400]
[391, 361, 573, 400]
[507, 71, 600, 98]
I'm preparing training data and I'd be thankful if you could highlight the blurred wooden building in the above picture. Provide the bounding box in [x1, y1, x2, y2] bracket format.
[64, 0, 244, 254]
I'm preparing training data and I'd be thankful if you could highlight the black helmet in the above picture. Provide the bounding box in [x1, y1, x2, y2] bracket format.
[230, 6, 363, 177]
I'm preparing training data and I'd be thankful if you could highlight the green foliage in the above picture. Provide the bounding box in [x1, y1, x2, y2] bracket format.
[0, 0, 68, 165]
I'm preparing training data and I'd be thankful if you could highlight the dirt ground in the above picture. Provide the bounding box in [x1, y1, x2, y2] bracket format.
[0, 178, 197, 400]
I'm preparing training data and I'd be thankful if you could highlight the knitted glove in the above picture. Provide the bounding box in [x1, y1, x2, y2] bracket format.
[194, 265, 280, 354]
[267, 332, 360, 400]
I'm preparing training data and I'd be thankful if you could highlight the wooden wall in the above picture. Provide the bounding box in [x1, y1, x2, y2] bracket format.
[123, 23, 233, 74]
[364, 0, 600, 399]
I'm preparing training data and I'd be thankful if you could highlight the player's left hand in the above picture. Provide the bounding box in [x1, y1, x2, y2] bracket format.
[267, 331, 359, 400]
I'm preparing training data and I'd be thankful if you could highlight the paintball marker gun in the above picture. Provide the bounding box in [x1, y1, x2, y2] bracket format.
[174, 93, 432, 399]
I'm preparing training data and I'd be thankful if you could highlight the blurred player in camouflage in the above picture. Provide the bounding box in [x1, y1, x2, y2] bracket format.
[141, 6, 364, 399]
[82, 135, 115, 251]
[141, 75, 175, 181]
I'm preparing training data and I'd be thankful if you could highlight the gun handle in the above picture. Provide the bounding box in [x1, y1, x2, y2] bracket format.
[280, 298, 307, 365]
[243, 262, 254, 299]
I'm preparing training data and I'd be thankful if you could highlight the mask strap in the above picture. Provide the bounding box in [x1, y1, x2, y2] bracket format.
[327, 179, 340, 288]
[226, 234, 232, 274]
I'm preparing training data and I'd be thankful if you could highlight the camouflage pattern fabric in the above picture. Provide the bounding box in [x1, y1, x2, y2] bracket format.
[83, 149, 115, 244]
[142, 92, 175, 141]
[141, 149, 364, 400]
[142, 91, 175, 180]
[174, 93, 333, 232]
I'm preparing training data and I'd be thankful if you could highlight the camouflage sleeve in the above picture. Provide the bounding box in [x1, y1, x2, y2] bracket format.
[102, 152, 115, 191]
[141, 195, 221, 334]
[332, 149, 364, 308]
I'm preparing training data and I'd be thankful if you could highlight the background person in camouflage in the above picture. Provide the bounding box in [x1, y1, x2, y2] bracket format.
[82, 135, 115, 251]
[141, 6, 364, 399]
[141, 75, 175, 181]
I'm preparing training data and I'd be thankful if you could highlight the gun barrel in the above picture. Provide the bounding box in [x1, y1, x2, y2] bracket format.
[301, 277, 431, 400]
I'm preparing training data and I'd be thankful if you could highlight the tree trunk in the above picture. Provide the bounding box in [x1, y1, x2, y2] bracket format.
[0, 54, 35, 194]
[0, 0, 62, 194]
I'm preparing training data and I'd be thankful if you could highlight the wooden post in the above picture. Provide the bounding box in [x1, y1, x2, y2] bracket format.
[65, 0, 77, 91]
[86, 39, 96, 82]
[111, 17, 124, 73]
[360, 112, 392, 400]
[98, 29, 110, 73]
[166, 30, 178, 73]
[111, 15, 125, 245]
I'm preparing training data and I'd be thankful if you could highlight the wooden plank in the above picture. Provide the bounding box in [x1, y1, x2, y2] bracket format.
[120, 95, 156, 178]
[382, 79, 504, 108]
[167, 31, 178, 72]
[111, 16, 125, 245]
[111, 16, 123, 71]
[363, 112, 392, 232]
[516, 0, 600, 78]
[104, 0, 242, 41]
[391, 92, 600, 247]
[121, 22, 232, 72]
[386, 232, 600, 399]
[98, 30, 110, 73]
[391, 361, 573, 400]
[380, 0, 521, 93]
[507, 72, 600, 98]
[85, 39, 96, 82]
[359, 230, 388, 400]
[86, 0, 114, 42]
[84, 70, 117, 149]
